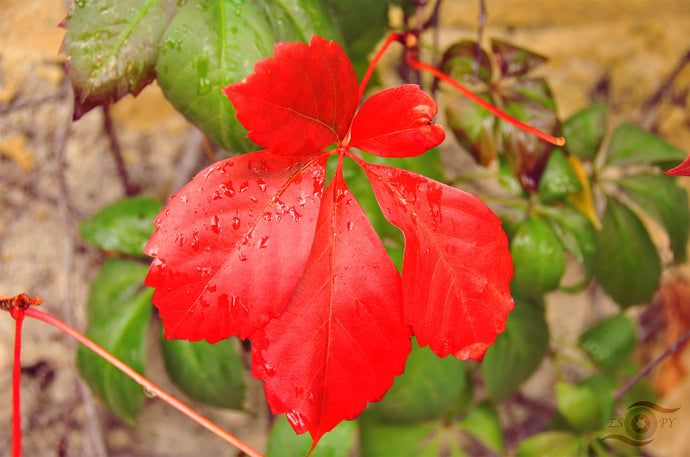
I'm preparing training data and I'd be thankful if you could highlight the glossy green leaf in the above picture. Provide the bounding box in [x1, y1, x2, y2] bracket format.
[61, 0, 179, 118]
[156, 0, 275, 152]
[266, 414, 357, 457]
[445, 95, 497, 166]
[562, 103, 607, 161]
[483, 300, 549, 402]
[359, 414, 441, 457]
[160, 336, 246, 409]
[616, 173, 689, 263]
[517, 431, 583, 457]
[370, 338, 468, 423]
[556, 375, 615, 431]
[594, 198, 661, 307]
[605, 123, 688, 168]
[511, 78, 557, 112]
[542, 206, 596, 277]
[80, 196, 162, 257]
[440, 40, 492, 85]
[77, 261, 153, 424]
[579, 315, 636, 373]
[538, 149, 583, 203]
[491, 38, 548, 78]
[458, 402, 503, 454]
[85, 258, 150, 323]
[510, 214, 565, 298]
[254, 0, 340, 43]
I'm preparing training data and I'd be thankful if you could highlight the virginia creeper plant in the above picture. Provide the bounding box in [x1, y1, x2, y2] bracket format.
[5, 0, 690, 456]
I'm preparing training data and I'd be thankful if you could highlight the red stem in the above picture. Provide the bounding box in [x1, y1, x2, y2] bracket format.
[22, 308, 265, 457]
[358, 32, 403, 102]
[406, 54, 565, 147]
[11, 308, 24, 457]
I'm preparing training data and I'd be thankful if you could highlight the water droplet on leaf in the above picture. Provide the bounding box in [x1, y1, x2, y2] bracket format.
[210, 215, 220, 233]
[231, 216, 241, 229]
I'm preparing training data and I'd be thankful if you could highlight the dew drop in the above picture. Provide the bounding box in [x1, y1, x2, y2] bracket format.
[346, 221, 354, 231]
[190, 230, 200, 250]
[238, 252, 248, 261]
[231, 216, 241, 230]
[154, 217, 162, 226]
[207, 282, 217, 293]
[250, 196, 258, 203]
[210, 215, 220, 233]
[307, 392, 316, 404]
[239, 181, 249, 193]
[220, 182, 235, 197]
[286, 411, 307, 429]
[144, 387, 157, 398]
[263, 363, 276, 377]
[257, 179, 267, 192]
[259, 236, 269, 249]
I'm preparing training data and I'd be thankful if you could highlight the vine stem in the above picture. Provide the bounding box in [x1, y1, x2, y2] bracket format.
[20, 307, 266, 457]
[357, 32, 403, 102]
[11, 308, 24, 457]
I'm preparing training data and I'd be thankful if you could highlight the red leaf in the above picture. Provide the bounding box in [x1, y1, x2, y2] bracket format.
[349, 85, 445, 157]
[252, 163, 411, 446]
[360, 160, 514, 361]
[666, 154, 690, 176]
[222, 35, 359, 155]
[144, 150, 328, 342]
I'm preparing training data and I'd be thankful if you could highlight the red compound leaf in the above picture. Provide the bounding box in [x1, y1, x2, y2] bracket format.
[222, 35, 359, 156]
[252, 162, 411, 447]
[349, 84, 445, 157]
[359, 160, 514, 361]
[666, 154, 690, 176]
[144, 150, 328, 342]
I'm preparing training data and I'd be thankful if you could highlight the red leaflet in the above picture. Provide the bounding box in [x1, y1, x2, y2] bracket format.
[144, 150, 328, 341]
[146, 34, 513, 449]
[666, 154, 690, 176]
[358, 160, 514, 361]
[253, 161, 411, 447]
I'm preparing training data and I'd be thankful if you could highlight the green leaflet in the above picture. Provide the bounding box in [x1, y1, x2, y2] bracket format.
[605, 123, 687, 168]
[562, 103, 607, 161]
[77, 259, 152, 424]
[160, 336, 246, 409]
[555, 375, 616, 432]
[579, 315, 636, 374]
[594, 198, 661, 307]
[482, 300, 549, 402]
[79, 196, 162, 257]
[62, 0, 179, 118]
[538, 148, 583, 203]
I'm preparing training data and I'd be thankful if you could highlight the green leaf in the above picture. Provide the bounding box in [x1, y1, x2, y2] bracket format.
[615, 173, 689, 263]
[85, 258, 151, 323]
[542, 205, 596, 277]
[267, 415, 357, 457]
[156, 0, 275, 153]
[62, 0, 179, 118]
[445, 94, 497, 167]
[579, 314, 636, 373]
[458, 402, 504, 454]
[594, 198, 661, 307]
[490, 38, 548, 79]
[510, 214, 565, 298]
[77, 260, 152, 424]
[605, 123, 688, 168]
[160, 337, 246, 409]
[359, 413, 441, 457]
[370, 338, 469, 423]
[562, 103, 607, 161]
[538, 149, 583, 203]
[254, 0, 341, 43]
[440, 40, 492, 85]
[80, 196, 162, 257]
[517, 431, 583, 457]
[556, 375, 616, 431]
[483, 300, 549, 402]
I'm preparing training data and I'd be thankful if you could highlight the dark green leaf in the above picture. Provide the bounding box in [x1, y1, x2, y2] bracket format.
[370, 338, 468, 423]
[77, 261, 152, 424]
[445, 95, 497, 166]
[80, 196, 162, 257]
[510, 214, 565, 298]
[62, 0, 179, 118]
[594, 198, 661, 307]
[458, 402, 503, 454]
[254, 0, 340, 43]
[156, 0, 275, 153]
[86, 258, 150, 323]
[542, 205, 596, 277]
[161, 337, 245, 409]
[483, 300, 549, 401]
[491, 38, 548, 78]
[517, 431, 583, 457]
[267, 415, 357, 457]
[440, 40, 492, 85]
[616, 173, 689, 263]
[562, 103, 607, 161]
[605, 123, 688, 168]
[511, 78, 557, 112]
[538, 149, 583, 203]
[556, 375, 615, 431]
[579, 315, 636, 373]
